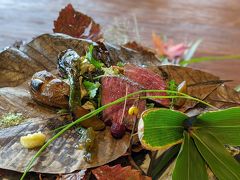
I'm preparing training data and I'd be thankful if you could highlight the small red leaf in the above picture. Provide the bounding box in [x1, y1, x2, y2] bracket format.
[92, 164, 152, 180]
[53, 4, 101, 41]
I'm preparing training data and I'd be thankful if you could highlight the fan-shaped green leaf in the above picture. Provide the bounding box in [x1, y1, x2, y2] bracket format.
[192, 129, 240, 180]
[138, 108, 187, 150]
[195, 107, 240, 145]
[173, 131, 208, 180]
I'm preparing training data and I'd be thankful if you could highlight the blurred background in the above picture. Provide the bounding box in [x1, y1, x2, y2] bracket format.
[0, 0, 240, 87]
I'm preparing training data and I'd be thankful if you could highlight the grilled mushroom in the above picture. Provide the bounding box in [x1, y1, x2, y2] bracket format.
[30, 70, 69, 108]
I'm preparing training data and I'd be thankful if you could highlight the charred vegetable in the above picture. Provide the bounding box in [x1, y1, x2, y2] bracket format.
[58, 49, 105, 130]
[77, 127, 96, 163]
[58, 49, 83, 111]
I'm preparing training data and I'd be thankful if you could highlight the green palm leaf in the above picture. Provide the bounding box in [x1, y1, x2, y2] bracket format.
[195, 107, 240, 145]
[138, 108, 187, 150]
[173, 131, 208, 180]
[192, 129, 240, 180]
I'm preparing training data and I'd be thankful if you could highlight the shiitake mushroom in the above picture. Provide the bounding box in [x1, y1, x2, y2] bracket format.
[30, 70, 69, 108]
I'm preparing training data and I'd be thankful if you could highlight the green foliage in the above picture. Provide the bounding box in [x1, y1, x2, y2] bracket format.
[168, 80, 178, 107]
[83, 80, 101, 99]
[180, 55, 240, 66]
[85, 44, 104, 69]
[195, 107, 240, 145]
[173, 132, 208, 180]
[139, 108, 187, 149]
[139, 107, 240, 179]
[116, 61, 125, 67]
[150, 144, 181, 179]
[193, 130, 240, 180]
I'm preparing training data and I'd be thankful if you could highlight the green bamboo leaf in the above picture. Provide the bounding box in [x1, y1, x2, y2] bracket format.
[179, 55, 240, 66]
[192, 129, 240, 180]
[173, 131, 208, 180]
[182, 39, 202, 66]
[195, 107, 240, 145]
[138, 108, 187, 150]
[151, 144, 181, 179]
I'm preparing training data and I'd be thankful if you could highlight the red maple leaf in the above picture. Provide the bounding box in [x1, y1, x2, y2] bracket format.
[92, 164, 152, 180]
[53, 4, 102, 41]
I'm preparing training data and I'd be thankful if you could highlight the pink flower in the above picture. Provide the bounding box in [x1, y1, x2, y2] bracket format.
[152, 33, 188, 60]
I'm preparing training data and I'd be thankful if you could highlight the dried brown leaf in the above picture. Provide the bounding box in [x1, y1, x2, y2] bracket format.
[58, 170, 86, 180]
[155, 65, 223, 111]
[205, 84, 240, 108]
[53, 4, 101, 41]
[92, 164, 151, 180]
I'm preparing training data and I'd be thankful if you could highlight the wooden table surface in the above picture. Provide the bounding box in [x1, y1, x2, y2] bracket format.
[0, 0, 240, 88]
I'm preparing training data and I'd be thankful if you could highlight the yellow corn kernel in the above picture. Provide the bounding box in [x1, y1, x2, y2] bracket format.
[20, 132, 46, 149]
[128, 106, 139, 116]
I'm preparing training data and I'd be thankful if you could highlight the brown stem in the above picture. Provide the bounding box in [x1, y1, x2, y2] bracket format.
[119, 85, 129, 124]
[127, 96, 146, 175]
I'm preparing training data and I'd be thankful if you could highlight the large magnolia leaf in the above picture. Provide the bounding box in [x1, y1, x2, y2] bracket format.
[172, 132, 208, 180]
[138, 108, 187, 150]
[192, 130, 240, 180]
[195, 107, 240, 145]
[0, 84, 130, 173]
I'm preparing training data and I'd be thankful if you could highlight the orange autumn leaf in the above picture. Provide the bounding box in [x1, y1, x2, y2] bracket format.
[53, 4, 102, 41]
[152, 32, 165, 55]
[92, 164, 152, 180]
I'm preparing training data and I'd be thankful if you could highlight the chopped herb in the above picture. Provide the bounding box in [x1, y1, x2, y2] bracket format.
[102, 66, 119, 76]
[83, 80, 101, 99]
[0, 112, 24, 128]
[57, 109, 69, 115]
[168, 80, 178, 108]
[146, 103, 155, 109]
[85, 45, 104, 69]
[116, 61, 125, 67]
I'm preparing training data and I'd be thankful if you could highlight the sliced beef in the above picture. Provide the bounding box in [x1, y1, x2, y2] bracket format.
[101, 76, 146, 132]
[124, 64, 169, 106]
